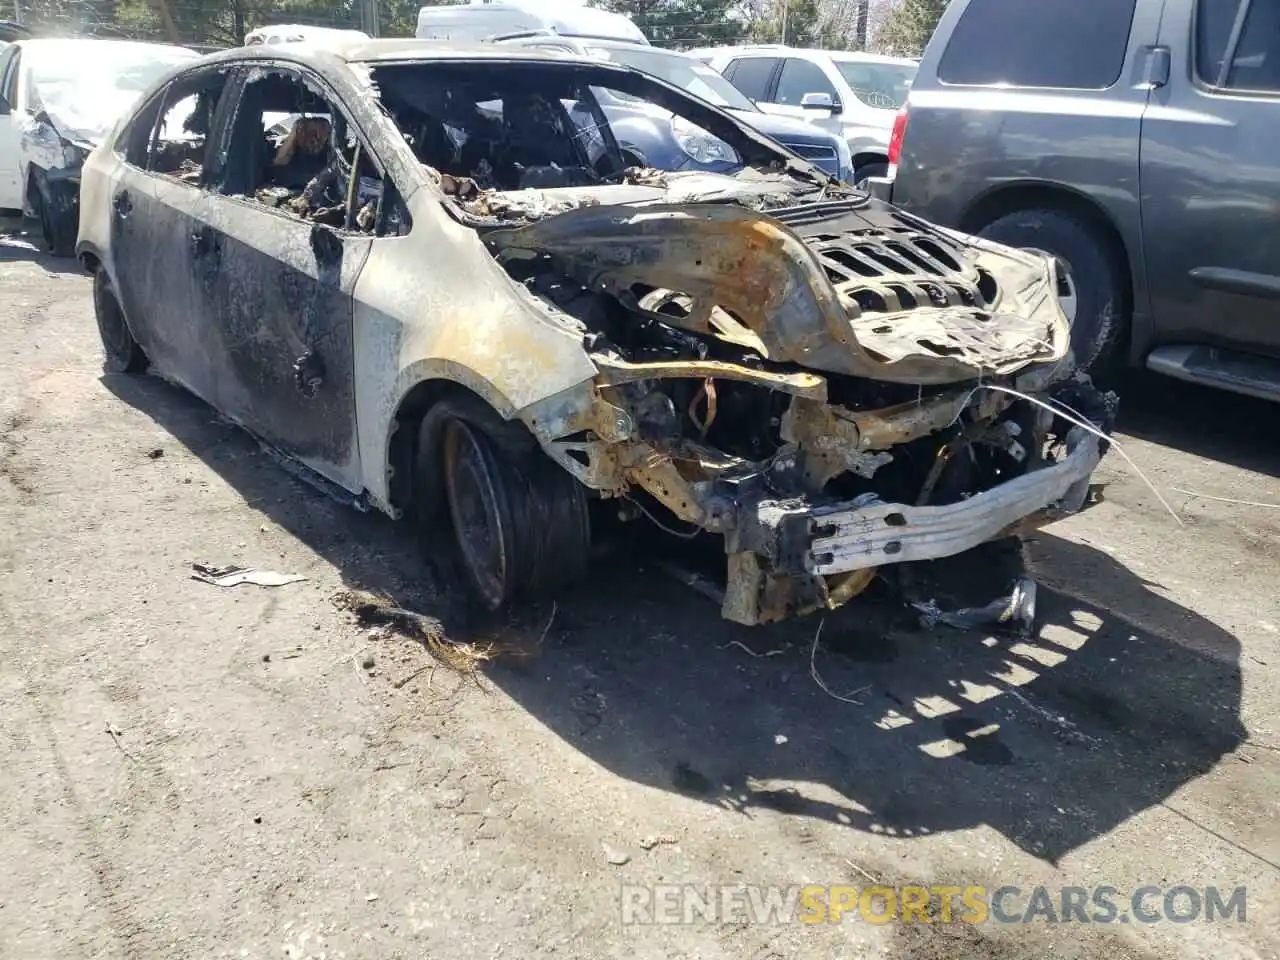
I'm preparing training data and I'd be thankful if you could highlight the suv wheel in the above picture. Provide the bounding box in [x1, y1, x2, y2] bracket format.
[978, 208, 1125, 374]
[855, 161, 888, 186]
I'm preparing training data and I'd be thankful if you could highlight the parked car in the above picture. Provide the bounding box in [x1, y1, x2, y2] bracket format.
[0, 38, 197, 254]
[245, 24, 370, 46]
[694, 45, 918, 183]
[872, 0, 1280, 400]
[417, 1, 647, 45]
[77, 40, 1111, 626]
[490, 34, 853, 182]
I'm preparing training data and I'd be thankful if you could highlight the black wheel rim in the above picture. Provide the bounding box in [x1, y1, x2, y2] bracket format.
[442, 419, 509, 608]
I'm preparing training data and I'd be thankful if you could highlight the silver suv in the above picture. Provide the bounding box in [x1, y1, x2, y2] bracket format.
[874, 0, 1280, 400]
[694, 45, 918, 183]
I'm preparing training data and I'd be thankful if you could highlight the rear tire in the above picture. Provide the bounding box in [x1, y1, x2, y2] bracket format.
[978, 207, 1127, 375]
[93, 268, 147, 374]
[419, 395, 590, 611]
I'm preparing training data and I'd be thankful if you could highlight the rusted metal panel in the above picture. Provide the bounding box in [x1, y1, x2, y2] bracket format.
[487, 195, 1070, 386]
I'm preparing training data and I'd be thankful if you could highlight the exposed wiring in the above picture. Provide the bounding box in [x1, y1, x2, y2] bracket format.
[624, 495, 705, 539]
[1171, 488, 1280, 510]
[688, 377, 718, 439]
[809, 619, 871, 705]
[950, 383, 1184, 528]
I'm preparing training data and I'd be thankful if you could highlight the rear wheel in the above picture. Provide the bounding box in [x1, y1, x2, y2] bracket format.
[93, 268, 147, 374]
[978, 207, 1127, 375]
[422, 396, 590, 611]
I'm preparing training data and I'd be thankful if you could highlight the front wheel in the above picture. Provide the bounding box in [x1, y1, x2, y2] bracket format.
[854, 161, 889, 186]
[428, 398, 590, 611]
[978, 207, 1127, 375]
[29, 175, 76, 257]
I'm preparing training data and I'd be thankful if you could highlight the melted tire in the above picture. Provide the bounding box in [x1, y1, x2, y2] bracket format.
[93, 268, 147, 374]
[425, 396, 590, 611]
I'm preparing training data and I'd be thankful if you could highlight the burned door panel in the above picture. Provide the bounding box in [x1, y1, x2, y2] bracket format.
[108, 169, 216, 399]
[198, 197, 368, 491]
[189, 63, 376, 490]
[110, 63, 236, 404]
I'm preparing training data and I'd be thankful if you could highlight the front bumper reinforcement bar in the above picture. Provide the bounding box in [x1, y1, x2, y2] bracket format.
[803, 428, 1101, 574]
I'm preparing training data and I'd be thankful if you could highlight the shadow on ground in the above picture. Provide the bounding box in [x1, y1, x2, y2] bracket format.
[0, 227, 83, 277]
[1115, 371, 1280, 478]
[105, 371, 1247, 866]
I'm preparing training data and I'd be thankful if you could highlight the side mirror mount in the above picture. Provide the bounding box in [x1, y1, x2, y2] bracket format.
[801, 92, 842, 115]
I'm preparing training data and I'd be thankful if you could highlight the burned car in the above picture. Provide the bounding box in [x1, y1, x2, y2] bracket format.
[0, 38, 198, 255]
[77, 41, 1112, 625]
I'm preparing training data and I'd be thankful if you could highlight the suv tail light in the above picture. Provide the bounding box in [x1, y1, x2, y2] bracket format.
[887, 106, 909, 175]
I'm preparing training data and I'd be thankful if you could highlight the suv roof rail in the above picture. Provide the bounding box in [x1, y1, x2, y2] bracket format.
[486, 27, 558, 41]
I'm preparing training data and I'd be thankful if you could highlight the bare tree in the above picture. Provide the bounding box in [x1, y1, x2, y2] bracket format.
[871, 0, 946, 56]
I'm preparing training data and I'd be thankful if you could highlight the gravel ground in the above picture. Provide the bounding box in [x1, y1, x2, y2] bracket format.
[1, 227, 1277, 960]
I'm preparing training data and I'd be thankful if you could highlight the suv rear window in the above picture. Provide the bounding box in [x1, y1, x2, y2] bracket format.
[724, 57, 778, 101]
[937, 0, 1139, 89]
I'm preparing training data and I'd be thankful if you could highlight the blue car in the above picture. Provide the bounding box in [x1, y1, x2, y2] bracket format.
[492, 35, 855, 183]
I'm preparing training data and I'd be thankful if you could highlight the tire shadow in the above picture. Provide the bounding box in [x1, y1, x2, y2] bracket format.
[102, 370, 1247, 865]
[0, 227, 83, 277]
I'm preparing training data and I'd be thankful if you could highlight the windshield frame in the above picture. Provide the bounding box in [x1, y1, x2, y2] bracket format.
[364, 57, 832, 188]
[831, 58, 918, 111]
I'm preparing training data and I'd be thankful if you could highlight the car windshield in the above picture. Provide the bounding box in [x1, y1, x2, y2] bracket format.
[591, 46, 758, 112]
[370, 60, 813, 191]
[28, 43, 196, 96]
[833, 59, 917, 109]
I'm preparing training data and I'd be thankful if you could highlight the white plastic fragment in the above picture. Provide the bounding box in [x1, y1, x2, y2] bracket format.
[191, 563, 307, 588]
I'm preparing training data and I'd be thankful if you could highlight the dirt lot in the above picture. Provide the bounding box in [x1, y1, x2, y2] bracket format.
[1, 227, 1278, 960]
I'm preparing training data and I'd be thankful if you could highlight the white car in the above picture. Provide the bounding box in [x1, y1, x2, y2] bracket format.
[244, 24, 370, 47]
[0, 38, 197, 254]
[693, 45, 918, 182]
[416, 1, 647, 45]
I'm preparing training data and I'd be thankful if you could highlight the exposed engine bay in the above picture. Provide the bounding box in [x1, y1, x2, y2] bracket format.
[374, 61, 1116, 624]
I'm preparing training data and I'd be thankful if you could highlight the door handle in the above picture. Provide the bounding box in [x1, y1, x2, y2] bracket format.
[113, 190, 132, 218]
[1143, 46, 1171, 90]
[189, 225, 221, 261]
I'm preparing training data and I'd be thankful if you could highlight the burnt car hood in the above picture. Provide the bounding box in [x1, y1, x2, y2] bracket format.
[35, 88, 140, 148]
[477, 170, 1071, 386]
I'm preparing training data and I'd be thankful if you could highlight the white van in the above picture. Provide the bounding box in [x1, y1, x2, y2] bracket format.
[244, 24, 370, 46]
[415, 1, 647, 45]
